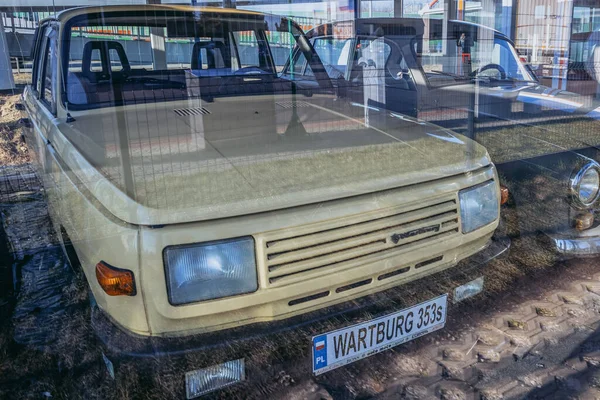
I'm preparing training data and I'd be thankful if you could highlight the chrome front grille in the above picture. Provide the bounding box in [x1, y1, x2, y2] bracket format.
[262, 195, 460, 287]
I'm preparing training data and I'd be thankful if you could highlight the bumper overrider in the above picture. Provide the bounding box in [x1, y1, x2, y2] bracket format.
[92, 232, 509, 388]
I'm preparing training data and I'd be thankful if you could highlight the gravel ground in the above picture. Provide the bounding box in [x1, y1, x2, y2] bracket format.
[1, 91, 600, 400]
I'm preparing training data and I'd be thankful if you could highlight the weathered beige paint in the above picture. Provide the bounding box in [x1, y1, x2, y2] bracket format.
[23, 86, 149, 333]
[58, 97, 491, 225]
[140, 166, 498, 336]
[23, 5, 501, 336]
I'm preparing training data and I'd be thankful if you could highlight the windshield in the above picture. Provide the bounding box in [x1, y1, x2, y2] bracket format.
[63, 10, 310, 109]
[284, 24, 535, 88]
[419, 32, 536, 86]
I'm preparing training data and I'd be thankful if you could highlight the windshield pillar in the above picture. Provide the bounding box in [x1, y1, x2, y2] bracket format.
[393, 0, 403, 17]
[442, 0, 457, 74]
[150, 27, 168, 71]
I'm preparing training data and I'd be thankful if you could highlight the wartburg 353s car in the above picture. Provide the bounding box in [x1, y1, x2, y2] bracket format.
[19, 5, 507, 397]
[289, 18, 600, 258]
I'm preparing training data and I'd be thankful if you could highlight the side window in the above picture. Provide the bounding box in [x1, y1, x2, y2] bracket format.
[199, 48, 208, 69]
[42, 41, 53, 105]
[33, 34, 48, 94]
[90, 48, 102, 71]
[109, 48, 122, 71]
[313, 37, 352, 75]
[40, 30, 57, 112]
[231, 31, 260, 69]
[289, 51, 313, 77]
[31, 26, 44, 90]
[268, 31, 298, 72]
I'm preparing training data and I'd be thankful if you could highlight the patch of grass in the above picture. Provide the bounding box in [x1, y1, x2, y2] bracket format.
[0, 95, 30, 165]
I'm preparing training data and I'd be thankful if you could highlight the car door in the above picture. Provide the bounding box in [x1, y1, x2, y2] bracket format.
[395, 34, 473, 126]
[378, 37, 419, 117]
[22, 23, 62, 220]
[21, 22, 49, 173]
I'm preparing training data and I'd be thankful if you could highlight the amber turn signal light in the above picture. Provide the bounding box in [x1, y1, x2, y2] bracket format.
[95, 261, 136, 296]
[574, 213, 594, 231]
[500, 185, 509, 205]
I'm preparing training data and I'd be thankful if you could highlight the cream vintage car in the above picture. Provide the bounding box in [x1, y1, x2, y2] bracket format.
[20, 5, 507, 397]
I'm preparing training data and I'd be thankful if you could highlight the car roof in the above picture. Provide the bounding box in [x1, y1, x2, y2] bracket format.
[447, 19, 507, 39]
[49, 4, 266, 24]
[307, 18, 508, 40]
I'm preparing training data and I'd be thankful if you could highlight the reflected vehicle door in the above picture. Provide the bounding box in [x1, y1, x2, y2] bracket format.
[403, 36, 473, 122]
[341, 36, 418, 117]
[405, 25, 540, 125]
[377, 37, 418, 117]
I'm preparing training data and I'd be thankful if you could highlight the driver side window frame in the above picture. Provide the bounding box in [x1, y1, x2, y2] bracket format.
[39, 26, 58, 115]
[280, 47, 314, 80]
[32, 23, 50, 96]
[282, 35, 354, 81]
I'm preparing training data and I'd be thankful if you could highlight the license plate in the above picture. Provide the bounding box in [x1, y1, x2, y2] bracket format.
[312, 294, 447, 375]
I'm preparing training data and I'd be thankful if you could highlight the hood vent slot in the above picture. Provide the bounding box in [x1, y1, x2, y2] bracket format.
[173, 107, 211, 117]
[276, 101, 312, 109]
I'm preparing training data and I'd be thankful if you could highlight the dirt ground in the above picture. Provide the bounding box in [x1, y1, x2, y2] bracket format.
[12, 73, 32, 87]
[1, 90, 600, 400]
[0, 95, 30, 166]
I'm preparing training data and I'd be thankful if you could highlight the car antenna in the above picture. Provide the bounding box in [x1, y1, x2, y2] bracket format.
[59, 46, 76, 123]
[65, 103, 76, 123]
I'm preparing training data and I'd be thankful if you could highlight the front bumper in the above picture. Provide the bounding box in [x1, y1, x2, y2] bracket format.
[550, 235, 600, 257]
[547, 225, 600, 257]
[92, 234, 509, 367]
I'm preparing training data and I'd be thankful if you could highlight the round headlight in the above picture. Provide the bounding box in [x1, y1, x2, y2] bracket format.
[571, 162, 600, 208]
[580, 168, 600, 204]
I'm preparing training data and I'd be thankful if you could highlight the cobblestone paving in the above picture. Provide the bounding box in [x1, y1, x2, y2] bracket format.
[266, 260, 600, 400]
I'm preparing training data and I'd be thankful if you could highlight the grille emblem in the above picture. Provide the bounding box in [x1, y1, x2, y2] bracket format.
[391, 225, 440, 244]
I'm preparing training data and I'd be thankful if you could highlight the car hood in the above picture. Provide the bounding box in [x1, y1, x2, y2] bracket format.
[487, 83, 598, 113]
[437, 82, 600, 163]
[445, 81, 599, 114]
[60, 95, 490, 225]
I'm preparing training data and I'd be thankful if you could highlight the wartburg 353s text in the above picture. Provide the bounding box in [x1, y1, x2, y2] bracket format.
[19, 5, 507, 397]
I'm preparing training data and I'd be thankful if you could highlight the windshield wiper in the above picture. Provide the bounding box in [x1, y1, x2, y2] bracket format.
[494, 77, 536, 84]
[474, 76, 537, 85]
[123, 76, 185, 89]
[430, 70, 472, 80]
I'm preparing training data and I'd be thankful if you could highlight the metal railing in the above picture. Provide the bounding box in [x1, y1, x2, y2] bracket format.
[2, 12, 41, 32]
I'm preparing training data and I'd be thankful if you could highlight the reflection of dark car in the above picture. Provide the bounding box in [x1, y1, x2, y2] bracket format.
[283, 18, 600, 256]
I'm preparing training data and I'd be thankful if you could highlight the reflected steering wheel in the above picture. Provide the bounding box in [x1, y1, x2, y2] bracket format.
[472, 63, 507, 80]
